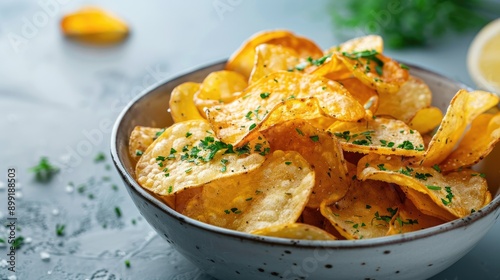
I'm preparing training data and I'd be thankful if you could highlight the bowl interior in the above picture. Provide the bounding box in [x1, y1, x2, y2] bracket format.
[112, 60, 500, 242]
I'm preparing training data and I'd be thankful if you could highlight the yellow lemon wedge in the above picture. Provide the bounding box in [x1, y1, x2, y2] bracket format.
[467, 18, 500, 95]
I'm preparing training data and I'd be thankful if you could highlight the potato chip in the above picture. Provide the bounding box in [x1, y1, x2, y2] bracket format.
[327, 117, 425, 156]
[336, 51, 409, 95]
[128, 126, 163, 168]
[357, 154, 492, 219]
[399, 186, 457, 221]
[193, 70, 247, 116]
[252, 223, 336, 240]
[136, 120, 265, 195]
[226, 30, 323, 78]
[421, 89, 499, 166]
[206, 71, 365, 145]
[169, 82, 204, 123]
[262, 119, 350, 207]
[387, 197, 444, 235]
[377, 76, 432, 123]
[337, 77, 379, 112]
[324, 35, 384, 55]
[408, 107, 443, 134]
[441, 113, 500, 172]
[321, 178, 402, 240]
[248, 44, 300, 84]
[61, 7, 129, 44]
[181, 150, 315, 232]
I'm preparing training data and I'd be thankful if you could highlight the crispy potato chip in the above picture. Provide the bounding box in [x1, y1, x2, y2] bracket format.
[408, 107, 443, 134]
[387, 197, 444, 235]
[421, 89, 499, 166]
[441, 113, 500, 172]
[324, 35, 384, 55]
[399, 186, 457, 221]
[226, 30, 323, 78]
[377, 76, 432, 123]
[252, 223, 336, 240]
[262, 120, 350, 207]
[337, 77, 379, 112]
[181, 150, 315, 232]
[136, 120, 265, 195]
[336, 51, 409, 95]
[169, 82, 204, 123]
[61, 7, 129, 44]
[321, 178, 402, 240]
[206, 71, 365, 145]
[249, 44, 300, 84]
[357, 154, 492, 219]
[193, 70, 247, 116]
[128, 126, 163, 167]
[327, 117, 425, 156]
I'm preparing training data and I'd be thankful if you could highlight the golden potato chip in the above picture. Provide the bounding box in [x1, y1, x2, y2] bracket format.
[421, 89, 499, 166]
[182, 150, 315, 232]
[61, 7, 129, 44]
[441, 113, 500, 172]
[324, 35, 384, 55]
[327, 117, 425, 156]
[262, 119, 350, 207]
[337, 77, 379, 112]
[336, 51, 409, 95]
[399, 186, 456, 221]
[169, 82, 204, 123]
[128, 126, 163, 166]
[321, 179, 402, 240]
[252, 223, 336, 240]
[249, 44, 300, 84]
[136, 120, 265, 195]
[408, 107, 443, 134]
[377, 76, 432, 123]
[193, 70, 247, 116]
[206, 71, 365, 145]
[387, 197, 444, 235]
[357, 154, 492, 219]
[226, 30, 323, 78]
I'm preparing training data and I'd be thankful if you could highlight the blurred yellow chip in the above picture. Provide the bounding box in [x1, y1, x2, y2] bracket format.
[387, 197, 444, 235]
[181, 150, 315, 233]
[408, 107, 443, 134]
[226, 30, 323, 78]
[128, 126, 163, 169]
[357, 154, 492, 219]
[421, 89, 499, 166]
[325, 35, 384, 55]
[249, 44, 300, 84]
[206, 71, 365, 145]
[169, 82, 204, 123]
[328, 117, 425, 156]
[135, 119, 265, 195]
[262, 119, 350, 207]
[61, 6, 129, 44]
[193, 70, 247, 116]
[377, 76, 432, 123]
[441, 113, 500, 172]
[252, 223, 336, 240]
[337, 77, 379, 112]
[321, 178, 402, 240]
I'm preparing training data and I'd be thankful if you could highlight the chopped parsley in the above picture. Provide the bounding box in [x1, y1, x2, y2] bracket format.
[399, 63, 410, 70]
[168, 186, 173, 194]
[296, 128, 304, 136]
[249, 123, 257, 131]
[30, 157, 59, 182]
[94, 152, 106, 162]
[310, 135, 320, 142]
[441, 186, 454, 206]
[432, 164, 441, 173]
[415, 172, 432, 181]
[377, 164, 387, 171]
[115, 207, 122, 217]
[153, 128, 166, 140]
[245, 197, 253, 201]
[260, 92, 271, 99]
[373, 207, 398, 223]
[380, 140, 395, 148]
[397, 140, 415, 150]
[285, 161, 292, 165]
[12, 236, 24, 249]
[125, 260, 131, 268]
[135, 150, 143, 156]
[426, 185, 441, 191]
[56, 224, 65, 236]
[396, 217, 418, 227]
[185, 131, 192, 138]
[220, 159, 229, 172]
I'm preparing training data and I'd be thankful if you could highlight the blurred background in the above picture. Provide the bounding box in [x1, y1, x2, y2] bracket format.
[0, 0, 499, 279]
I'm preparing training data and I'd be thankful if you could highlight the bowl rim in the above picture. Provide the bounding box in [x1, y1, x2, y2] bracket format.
[110, 59, 500, 248]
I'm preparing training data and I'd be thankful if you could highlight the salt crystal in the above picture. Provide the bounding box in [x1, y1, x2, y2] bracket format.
[52, 209, 60, 216]
[66, 185, 74, 193]
[24, 237, 32, 244]
[40, 252, 51, 261]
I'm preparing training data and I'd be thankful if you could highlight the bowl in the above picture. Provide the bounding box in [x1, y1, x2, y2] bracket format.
[111, 61, 500, 280]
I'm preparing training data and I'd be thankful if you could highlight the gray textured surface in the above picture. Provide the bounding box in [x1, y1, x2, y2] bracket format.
[0, 1, 498, 279]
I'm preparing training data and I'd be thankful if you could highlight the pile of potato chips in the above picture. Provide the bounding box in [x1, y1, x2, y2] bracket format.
[130, 30, 500, 240]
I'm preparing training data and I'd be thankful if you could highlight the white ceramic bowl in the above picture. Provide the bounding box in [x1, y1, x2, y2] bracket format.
[111, 61, 500, 280]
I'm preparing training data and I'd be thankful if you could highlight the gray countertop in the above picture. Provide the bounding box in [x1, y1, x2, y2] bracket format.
[0, 1, 498, 279]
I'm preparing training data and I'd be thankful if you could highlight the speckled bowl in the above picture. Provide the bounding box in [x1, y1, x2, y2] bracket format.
[111, 61, 500, 280]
